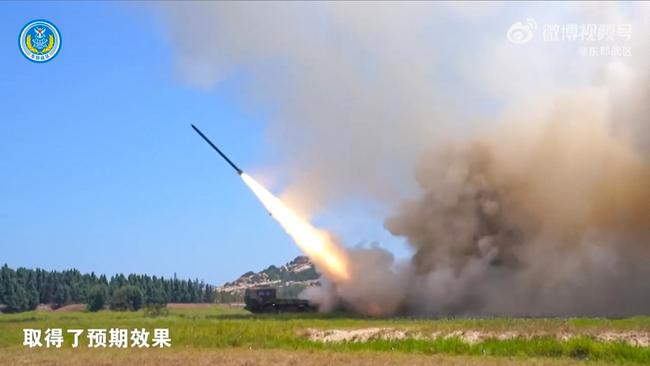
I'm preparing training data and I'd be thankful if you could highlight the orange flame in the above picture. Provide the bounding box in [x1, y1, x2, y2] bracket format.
[241, 173, 350, 282]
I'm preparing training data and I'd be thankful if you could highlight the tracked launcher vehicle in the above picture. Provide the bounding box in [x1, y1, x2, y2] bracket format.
[244, 287, 317, 313]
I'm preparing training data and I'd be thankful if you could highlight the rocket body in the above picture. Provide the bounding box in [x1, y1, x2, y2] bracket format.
[191, 124, 243, 175]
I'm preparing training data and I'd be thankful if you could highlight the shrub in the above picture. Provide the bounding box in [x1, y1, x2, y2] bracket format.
[110, 286, 143, 311]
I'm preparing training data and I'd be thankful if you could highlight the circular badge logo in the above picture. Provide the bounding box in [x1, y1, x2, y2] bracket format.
[19, 20, 61, 63]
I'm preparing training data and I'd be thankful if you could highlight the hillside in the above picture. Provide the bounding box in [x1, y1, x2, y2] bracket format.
[216, 256, 320, 303]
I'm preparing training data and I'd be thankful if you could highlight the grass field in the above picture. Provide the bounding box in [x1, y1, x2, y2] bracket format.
[2, 305, 650, 365]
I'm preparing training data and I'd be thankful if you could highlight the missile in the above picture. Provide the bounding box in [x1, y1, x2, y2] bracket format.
[191, 124, 243, 175]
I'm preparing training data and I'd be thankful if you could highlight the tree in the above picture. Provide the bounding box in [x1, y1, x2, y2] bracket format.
[110, 285, 143, 311]
[86, 285, 108, 312]
[203, 284, 216, 303]
[4, 282, 27, 312]
[52, 284, 71, 309]
[0, 264, 216, 313]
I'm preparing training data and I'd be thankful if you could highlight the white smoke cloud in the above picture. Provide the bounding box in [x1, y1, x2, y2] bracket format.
[158, 2, 650, 316]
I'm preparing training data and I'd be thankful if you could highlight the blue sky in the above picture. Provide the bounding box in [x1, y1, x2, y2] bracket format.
[0, 2, 314, 283]
[1, 2, 413, 284]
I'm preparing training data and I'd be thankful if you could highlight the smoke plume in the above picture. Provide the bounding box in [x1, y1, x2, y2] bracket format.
[159, 2, 650, 316]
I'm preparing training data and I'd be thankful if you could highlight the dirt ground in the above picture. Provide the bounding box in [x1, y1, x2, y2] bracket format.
[53, 304, 86, 312]
[1, 348, 602, 366]
[165, 303, 243, 309]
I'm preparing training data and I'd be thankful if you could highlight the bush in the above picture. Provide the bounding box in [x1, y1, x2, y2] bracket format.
[86, 285, 108, 312]
[110, 286, 143, 311]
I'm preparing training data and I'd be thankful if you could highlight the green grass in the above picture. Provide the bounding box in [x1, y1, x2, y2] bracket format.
[1, 307, 649, 364]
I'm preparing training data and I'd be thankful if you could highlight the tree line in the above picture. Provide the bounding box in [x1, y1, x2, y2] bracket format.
[0, 264, 216, 313]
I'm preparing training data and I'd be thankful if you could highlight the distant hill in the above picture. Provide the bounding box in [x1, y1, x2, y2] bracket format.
[216, 256, 320, 303]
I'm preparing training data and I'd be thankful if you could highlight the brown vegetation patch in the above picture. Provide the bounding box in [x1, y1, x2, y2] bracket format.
[306, 328, 650, 347]
[54, 304, 86, 312]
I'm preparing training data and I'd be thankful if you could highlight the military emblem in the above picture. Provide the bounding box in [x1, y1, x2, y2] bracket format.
[19, 20, 61, 63]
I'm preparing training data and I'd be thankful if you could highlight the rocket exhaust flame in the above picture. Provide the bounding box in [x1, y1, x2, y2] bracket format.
[241, 173, 350, 282]
[191, 124, 349, 283]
